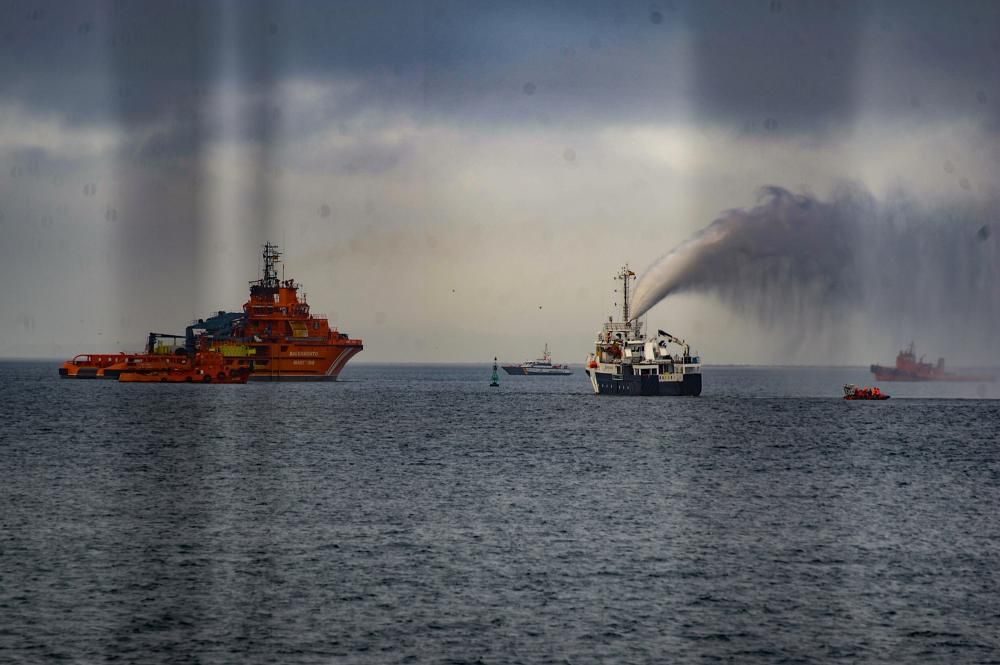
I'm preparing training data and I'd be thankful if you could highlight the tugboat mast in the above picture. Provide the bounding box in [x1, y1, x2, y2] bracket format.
[252, 242, 283, 294]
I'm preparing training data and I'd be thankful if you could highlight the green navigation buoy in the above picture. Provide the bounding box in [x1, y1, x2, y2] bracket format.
[490, 356, 500, 387]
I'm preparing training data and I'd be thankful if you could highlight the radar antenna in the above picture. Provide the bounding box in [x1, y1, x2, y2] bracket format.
[252, 243, 283, 292]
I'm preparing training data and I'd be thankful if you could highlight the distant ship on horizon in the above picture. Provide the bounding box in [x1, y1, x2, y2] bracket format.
[502, 344, 572, 375]
[870, 342, 994, 382]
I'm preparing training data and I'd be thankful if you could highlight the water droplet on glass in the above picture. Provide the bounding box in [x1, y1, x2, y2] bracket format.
[943, 161, 955, 174]
[649, 10, 663, 24]
[319, 204, 331, 218]
[977, 225, 991, 241]
[977, 90, 987, 104]
[769, 1, 782, 13]
[522, 82, 536, 95]
[563, 148, 577, 162]
[764, 118, 778, 130]
[959, 177, 971, 190]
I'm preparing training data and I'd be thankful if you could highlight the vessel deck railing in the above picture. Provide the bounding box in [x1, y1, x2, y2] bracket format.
[602, 321, 637, 332]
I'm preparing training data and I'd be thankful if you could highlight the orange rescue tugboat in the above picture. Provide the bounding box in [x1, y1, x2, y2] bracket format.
[843, 384, 890, 400]
[189, 243, 363, 381]
[871, 342, 994, 382]
[59, 243, 362, 382]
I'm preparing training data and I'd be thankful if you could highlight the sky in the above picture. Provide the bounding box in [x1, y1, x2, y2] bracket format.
[1, 0, 998, 364]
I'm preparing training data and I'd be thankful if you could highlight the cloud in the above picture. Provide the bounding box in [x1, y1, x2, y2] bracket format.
[0, 103, 121, 158]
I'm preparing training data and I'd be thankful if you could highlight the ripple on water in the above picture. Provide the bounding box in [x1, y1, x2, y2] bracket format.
[1, 362, 999, 663]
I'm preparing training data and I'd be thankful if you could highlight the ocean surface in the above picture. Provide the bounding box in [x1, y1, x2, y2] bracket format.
[2, 361, 999, 664]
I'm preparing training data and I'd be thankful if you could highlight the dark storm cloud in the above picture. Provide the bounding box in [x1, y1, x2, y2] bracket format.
[688, 1, 864, 132]
[3, 0, 999, 137]
[0, 0, 274, 125]
[687, 0, 1000, 133]
[0, 0, 685, 132]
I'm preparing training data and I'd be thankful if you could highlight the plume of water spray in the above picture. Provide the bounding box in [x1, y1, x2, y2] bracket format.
[631, 186, 864, 319]
[630, 185, 1000, 361]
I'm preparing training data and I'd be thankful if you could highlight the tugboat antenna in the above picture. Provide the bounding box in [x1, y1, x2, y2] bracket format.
[259, 242, 282, 290]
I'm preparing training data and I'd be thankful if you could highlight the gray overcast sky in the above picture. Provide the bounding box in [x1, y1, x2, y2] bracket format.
[2, 0, 999, 364]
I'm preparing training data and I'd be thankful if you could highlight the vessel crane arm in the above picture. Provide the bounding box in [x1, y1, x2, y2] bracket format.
[657, 329, 690, 356]
[146, 332, 186, 354]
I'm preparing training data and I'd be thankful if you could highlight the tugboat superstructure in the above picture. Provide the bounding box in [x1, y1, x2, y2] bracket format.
[585, 265, 702, 396]
[195, 243, 363, 381]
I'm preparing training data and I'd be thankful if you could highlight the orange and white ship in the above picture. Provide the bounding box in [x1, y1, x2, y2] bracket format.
[59, 243, 362, 382]
[186, 243, 362, 381]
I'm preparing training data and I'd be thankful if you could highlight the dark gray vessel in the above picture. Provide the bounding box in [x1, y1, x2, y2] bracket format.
[585, 265, 702, 396]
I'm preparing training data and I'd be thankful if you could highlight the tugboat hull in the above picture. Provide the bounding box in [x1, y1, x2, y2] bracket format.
[591, 370, 702, 396]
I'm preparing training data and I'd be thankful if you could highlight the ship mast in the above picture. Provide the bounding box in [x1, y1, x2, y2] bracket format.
[617, 264, 636, 323]
[260, 242, 281, 290]
[249, 243, 284, 299]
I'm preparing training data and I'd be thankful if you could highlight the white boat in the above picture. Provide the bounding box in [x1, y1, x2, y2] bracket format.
[502, 344, 573, 375]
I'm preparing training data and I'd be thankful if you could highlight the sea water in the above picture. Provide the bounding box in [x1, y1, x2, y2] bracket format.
[2, 362, 999, 663]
